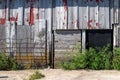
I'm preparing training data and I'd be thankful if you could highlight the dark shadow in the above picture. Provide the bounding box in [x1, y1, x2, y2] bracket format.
[0, 76, 8, 78]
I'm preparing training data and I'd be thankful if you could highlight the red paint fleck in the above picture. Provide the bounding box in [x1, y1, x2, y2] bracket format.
[87, 19, 99, 28]
[29, 5, 34, 26]
[96, 0, 103, 3]
[63, 0, 68, 11]
[76, 19, 78, 28]
[36, 13, 39, 19]
[96, 22, 99, 26]
[64, 16, 66, 20]
[87, 20, 93, 28]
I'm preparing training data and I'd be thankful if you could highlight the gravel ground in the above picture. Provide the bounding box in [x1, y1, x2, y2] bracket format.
[0, 69, 120, 80]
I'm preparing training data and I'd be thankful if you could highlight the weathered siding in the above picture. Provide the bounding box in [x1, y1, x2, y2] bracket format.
[0, 0, 117, 29]
[53, 0, 113, 29]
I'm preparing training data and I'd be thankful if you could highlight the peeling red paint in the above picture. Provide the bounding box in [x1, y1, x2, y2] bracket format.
[88, 20, 93, 28]
[9, 13, 18, 22]
[96, 22, 99, 26]
[96, 0, 103, 3]
[29, 5, 34, 26]
[87, 19, 99, 28]
[0, 0, 7, 25]
[63, 0, 68, 11]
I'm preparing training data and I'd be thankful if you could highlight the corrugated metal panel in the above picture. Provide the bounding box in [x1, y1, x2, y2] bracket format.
[54, 0, 115, 29]
[0, 0, 117, 29]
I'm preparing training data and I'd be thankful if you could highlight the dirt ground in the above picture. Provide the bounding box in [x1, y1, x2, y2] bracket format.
[0, 69, 120, 80]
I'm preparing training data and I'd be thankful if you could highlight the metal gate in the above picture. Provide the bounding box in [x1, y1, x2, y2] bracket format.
[0, 20, 48, 68]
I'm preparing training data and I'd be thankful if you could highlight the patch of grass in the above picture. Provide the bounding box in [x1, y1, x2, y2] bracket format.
[0, 52, 23, 70]
[112, 48, 120, 70]
[60, 45, 116, 70]
[29, 71, 45, 80]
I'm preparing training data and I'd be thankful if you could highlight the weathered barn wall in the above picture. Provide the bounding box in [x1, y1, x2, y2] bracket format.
[0, 0, 117, 29]
[0, 0, 118, 53]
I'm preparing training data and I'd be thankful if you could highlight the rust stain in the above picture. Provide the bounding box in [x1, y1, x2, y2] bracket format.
[29, 4, 34, 26]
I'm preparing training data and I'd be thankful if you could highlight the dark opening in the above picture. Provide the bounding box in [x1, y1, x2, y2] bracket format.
[86, 29, 113, 51]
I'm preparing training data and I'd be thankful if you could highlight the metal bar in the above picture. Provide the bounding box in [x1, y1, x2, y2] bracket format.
[45, 20, 47, 66]
[52, 30, 55, 68]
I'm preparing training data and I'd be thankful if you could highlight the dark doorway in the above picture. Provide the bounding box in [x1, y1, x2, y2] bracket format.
[86, 29, 113, 51]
